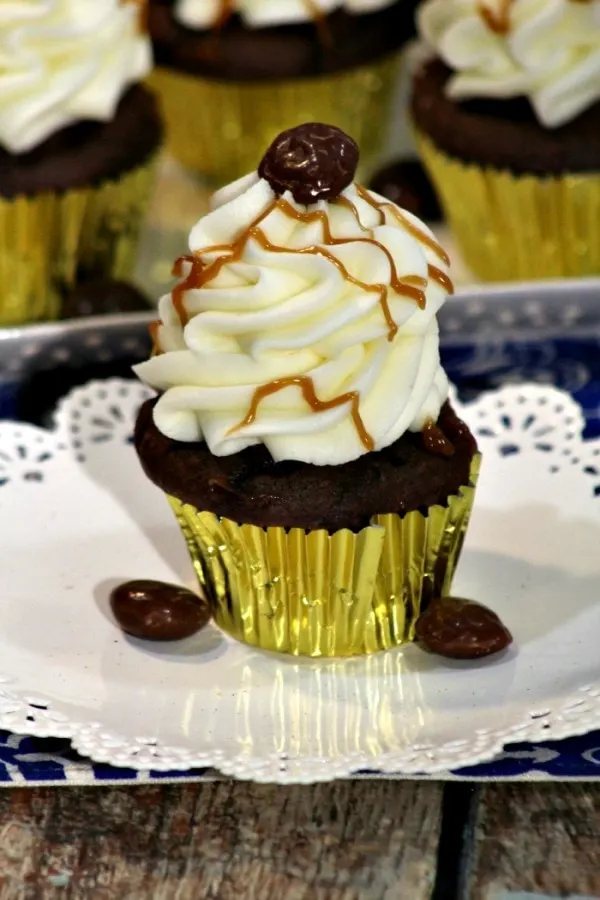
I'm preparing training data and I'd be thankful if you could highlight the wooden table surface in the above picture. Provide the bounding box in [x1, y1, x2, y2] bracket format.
[0, 781, 598, 899]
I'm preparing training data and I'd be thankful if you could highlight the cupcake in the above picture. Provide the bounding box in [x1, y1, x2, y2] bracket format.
[411, 0, 600, 282]
[0, 0, 163, 325]
[147, 0, 418, 183]
[133, 122, 479, 658]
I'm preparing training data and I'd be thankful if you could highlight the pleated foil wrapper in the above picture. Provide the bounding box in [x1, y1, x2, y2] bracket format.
[148, 53, 401, 185]
[415, 129, 600, 282]
[167, 454, 480, 658]
[0, 155, 157, 325]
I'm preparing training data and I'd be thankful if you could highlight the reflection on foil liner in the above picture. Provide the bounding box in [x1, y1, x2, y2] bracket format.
[230, 648, 431, 764]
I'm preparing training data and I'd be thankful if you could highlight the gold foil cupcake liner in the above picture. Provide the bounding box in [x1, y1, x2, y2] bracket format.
[0, 155, 157, 326]
[415, 129, 600, 282]
[167, 454, 480, 658]
[148, 54, 401, 185]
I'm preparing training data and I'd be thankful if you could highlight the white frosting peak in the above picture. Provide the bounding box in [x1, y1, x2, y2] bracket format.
[176, 0, 397, 30]
[418, 0, 600, 128]
[134, 171, 453, 466]
[0, 0, 152, 154]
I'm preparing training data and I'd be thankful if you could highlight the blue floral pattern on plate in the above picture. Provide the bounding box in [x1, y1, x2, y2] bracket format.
[2, 727, 600, 783]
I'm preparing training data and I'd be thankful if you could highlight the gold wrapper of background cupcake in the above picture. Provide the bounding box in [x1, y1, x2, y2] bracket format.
[147, 0, 419, 183]
[0, 0, 162, 325]
[411, 0, 600, 282]
[133, 122, 493, 660]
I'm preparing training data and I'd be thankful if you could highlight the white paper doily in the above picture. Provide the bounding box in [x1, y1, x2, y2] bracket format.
[0, 378, 599, 782]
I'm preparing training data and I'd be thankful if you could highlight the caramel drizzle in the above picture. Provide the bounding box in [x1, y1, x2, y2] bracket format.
[331, 195, 366, 218]
[148, 254, 205, 353]
[478, 0, 588, 34]
[269, 199, 427, 334]
[303, 0, 332, 46]
[335, 190, 454, 295]
[213, 0, 587, 40]
[171, 197, 433, 341]
[159, 186, 453, 451]
[214, 0, 235, 28]
[355, 185, 451, 268]
[477, 0, 512, 34]
[353, 185, 453, 294]
[149, 320, 161, 355]
[122, 0, 148, 32]
[428, 265, 454, 294]
[168, 187, 451, 334]
[171, 254, 205, 326]
[211, 0, 331, 42]
[230, 375, 375, 452]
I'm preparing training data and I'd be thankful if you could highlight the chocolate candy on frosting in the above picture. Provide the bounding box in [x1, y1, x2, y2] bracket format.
[259, 122, 359, 204]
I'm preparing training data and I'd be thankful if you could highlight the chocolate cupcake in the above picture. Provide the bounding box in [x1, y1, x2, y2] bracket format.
[411, 0, 600, 281]
[0, 1, 163, 325]
[134, 123, 480, 658]
[147, 0, 418, 183]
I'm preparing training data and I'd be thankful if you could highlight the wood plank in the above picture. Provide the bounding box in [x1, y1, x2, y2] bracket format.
[0, 781, 443, 900]
[465, 784, 600, 900]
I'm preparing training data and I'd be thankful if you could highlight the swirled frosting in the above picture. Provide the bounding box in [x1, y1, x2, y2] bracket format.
[0, 1, 152, 154]
[418, 0, 600, 128]
[136, 173, 451, 465]
[134, 172, 453, 466]
[176, 0, 398, 29]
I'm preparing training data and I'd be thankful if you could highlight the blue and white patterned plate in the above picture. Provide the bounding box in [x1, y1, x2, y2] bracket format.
[2, 729, 600, 785]
[1, 283, 600, 785]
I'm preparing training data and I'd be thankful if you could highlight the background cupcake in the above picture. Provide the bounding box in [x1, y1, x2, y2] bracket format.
[411, 0, 600, 282]
[148, 0, 418, 183]
[0, 0, 162, 325]
[133, 123, 479, 658]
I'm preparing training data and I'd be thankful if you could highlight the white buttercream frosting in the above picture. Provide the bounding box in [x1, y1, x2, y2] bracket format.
[134, 171, 453, 466]
[0, 0, 152, 154]
[418, 0, 600, 128]
[176, 0, 397, 29]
